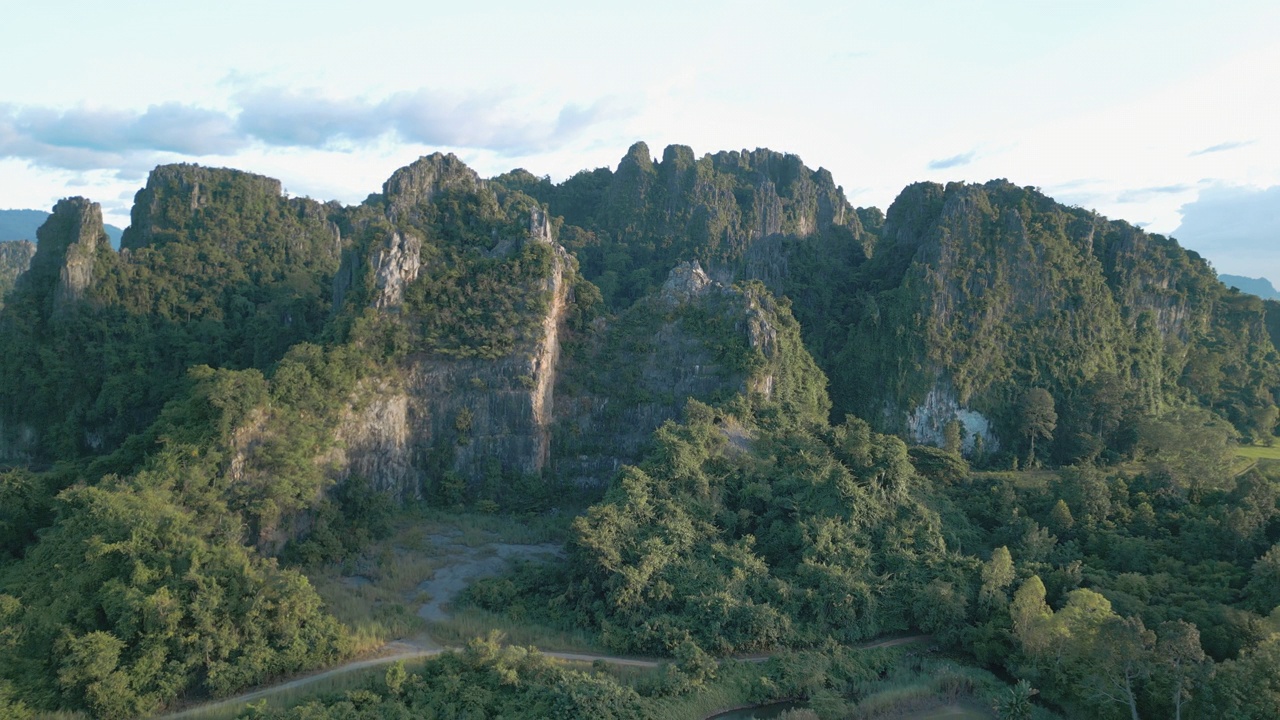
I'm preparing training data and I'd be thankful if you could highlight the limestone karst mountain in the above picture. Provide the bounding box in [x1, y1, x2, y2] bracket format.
[5, 149, 1277, 477]
[4, 145, 1280, 719]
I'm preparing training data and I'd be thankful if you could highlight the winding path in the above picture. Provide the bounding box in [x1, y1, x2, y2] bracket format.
[156, 531, 929, 719]
[158, 634, 929, 719]
[157, 640, 664, 719]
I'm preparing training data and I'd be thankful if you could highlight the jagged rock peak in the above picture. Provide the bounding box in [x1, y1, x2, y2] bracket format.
[661, 144, 696, 170]
[30, 197, 109, 310]
[383, 153, 482, 213]
[618, 141, 655, 174]
[122, 164, 284, 249]
[661, 260, 715, 304]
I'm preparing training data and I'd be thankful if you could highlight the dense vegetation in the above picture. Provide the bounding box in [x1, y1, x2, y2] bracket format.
[466, 388, 1280, 718]
[2, 145, 1280, 719]
[517, 149, 1280, 461]
[0, 171, 342, 460]
[496, 142, 867, 310]
[0, 353, 364, 718]
[815, 181, 1280, 464]
[0, 156, 576, 717]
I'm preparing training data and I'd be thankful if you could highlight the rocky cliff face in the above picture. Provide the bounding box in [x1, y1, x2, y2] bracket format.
[0, 240, 35, 309]
[383, 152, 483, 223]
[5, 148, 1260, 484]
[0, 199, 111, 459]
[370, 230, 424, 309]
[322, 157, 576, 496]
[552, 260, 826, 484]
[0, 164, 350, 464]
[26, 197, 111, 313]
[333, 239, 572, 496]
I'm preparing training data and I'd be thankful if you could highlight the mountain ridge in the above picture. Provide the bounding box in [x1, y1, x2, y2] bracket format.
[3, 146, 1280, 719]
[1220, 273, 1280, 300]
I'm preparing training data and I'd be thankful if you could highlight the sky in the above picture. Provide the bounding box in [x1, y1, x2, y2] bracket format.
[2, 1, 1278, 279]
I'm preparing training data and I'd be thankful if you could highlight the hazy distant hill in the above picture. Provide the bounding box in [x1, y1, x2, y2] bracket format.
[0, 208, 123, 247]
[1220, 273, 1280, 300]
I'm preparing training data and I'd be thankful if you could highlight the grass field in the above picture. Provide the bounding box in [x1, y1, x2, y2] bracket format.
[428, 606, 604, 653]
[1234, 443, 1280, 461]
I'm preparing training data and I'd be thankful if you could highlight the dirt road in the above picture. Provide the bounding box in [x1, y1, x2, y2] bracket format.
[157, 527, 928, 719]
[158, 634, 930, 719]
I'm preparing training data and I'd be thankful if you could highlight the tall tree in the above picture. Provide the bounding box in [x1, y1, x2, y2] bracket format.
[1020, 388, 1057, 467]
[1086, 616, 1154, 720]
[1154, 620, 1207, 720]
[980, 546, 1016, 609]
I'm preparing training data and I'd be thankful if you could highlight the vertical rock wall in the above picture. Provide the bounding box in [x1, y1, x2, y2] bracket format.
[329, 211, 572, 497]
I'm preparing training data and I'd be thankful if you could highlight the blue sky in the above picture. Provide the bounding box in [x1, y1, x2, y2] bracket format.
[2, 1, 1278, 279]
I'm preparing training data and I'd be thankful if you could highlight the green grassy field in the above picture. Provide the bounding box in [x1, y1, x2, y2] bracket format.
[1234, 443, 1280, 461]
[428, 607, 604, 653]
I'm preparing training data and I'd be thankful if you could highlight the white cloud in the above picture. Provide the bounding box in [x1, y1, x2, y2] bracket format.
[1173, 183, 1280, 282]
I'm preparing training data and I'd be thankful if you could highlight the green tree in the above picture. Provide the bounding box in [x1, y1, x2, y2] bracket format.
[1154, 620, 1207, 720]
[1085, 616, 1153, 720]
[943, 418, 965, 454]
[1010, 576, 1052, 658]
[1196, 636, 1280, 719]
[1246, 543, 1280, 613]
[993, 679, 1037, 720]
[1048, 499, 1075, 535]
[980, 546, 1016, 609]
[384, 660, 408, 697]
[1020, 388, 1057, 467]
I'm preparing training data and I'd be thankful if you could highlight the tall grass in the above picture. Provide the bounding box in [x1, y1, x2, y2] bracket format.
[427, 607, 603, 653]
[648, 680, 754, 720]
[844, 660, 999, 720]
[308, 553, 435, 653]
[1234, 443, 1280, 461]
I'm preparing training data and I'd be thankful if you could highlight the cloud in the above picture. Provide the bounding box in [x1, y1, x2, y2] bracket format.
[0, 103, 238, 174]
[1189, 140, 1255, 156]
[927, 151, 976, 170]
[0, 88, 632, 172]
[1172, 183, 1280, 282]
[235, 89, 399, 148]
[0, 103, 246, 173]
[1115, 184, 1193, 203]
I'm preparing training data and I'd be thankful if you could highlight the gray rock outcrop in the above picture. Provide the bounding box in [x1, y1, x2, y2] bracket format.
[27, 197, 110, 312]
[371, 231, 424, 309]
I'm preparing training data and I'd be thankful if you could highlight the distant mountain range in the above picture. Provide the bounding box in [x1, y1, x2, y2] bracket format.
[0, 207, 123, 248]
[1220, 273, 1280, 300]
